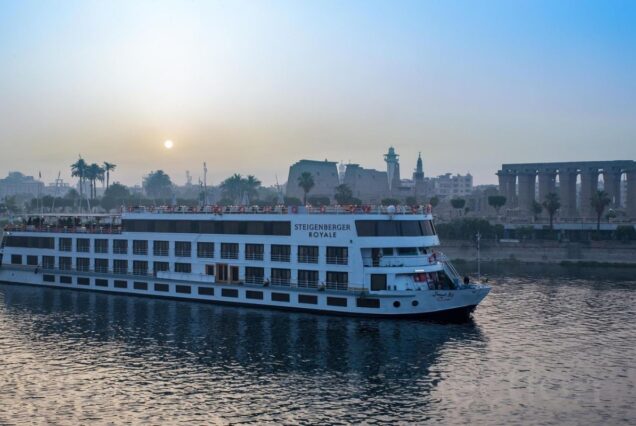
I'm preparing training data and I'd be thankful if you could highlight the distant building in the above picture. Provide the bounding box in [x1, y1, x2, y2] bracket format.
[286, 148, 473, 204]
[0, 172, 44, 198]
[431, 173, 473, 198]
[286, 159, 340, 201]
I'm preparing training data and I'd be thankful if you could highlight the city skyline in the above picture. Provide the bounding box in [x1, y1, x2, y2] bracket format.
[1, 1, 635, 186]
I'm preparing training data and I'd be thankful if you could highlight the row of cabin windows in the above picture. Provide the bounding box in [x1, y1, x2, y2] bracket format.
[122, 219, 291, 235]
[43, 274, 362, 307]
[355, 220, 436, 237]
[31, 254, 346, 288]
[43, 275, 362, 308]
[19, 238, 348, 265]
[40, 274, 367, 307]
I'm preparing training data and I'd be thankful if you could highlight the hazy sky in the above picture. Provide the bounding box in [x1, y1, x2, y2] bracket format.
[1, 0, 635, 187]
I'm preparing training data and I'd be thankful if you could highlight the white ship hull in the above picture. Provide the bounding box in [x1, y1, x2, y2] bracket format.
[0, 268, 489, 319]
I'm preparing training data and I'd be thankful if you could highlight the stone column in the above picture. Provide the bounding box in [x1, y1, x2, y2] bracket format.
[497, 171, 517, 208]
[602, 170, 622, 208]
[537, 170, 557, 203]
[517, 172, 536, 216]
[579, 168, 599, 219]
[559, 169, 577, 218]
[626, 169, 636, 219]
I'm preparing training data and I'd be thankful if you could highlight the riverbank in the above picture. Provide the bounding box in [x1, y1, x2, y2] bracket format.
[440, 239, 636, 266]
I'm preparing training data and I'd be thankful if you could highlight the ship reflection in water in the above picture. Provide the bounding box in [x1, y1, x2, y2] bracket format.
[1, 275, 635, 424]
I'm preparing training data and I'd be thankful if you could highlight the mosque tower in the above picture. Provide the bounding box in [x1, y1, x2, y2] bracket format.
[413, 152, 424, 182]
[384, 147, 400, 191]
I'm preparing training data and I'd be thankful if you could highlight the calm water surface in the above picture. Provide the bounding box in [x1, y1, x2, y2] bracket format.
[1, 267, 635, 424]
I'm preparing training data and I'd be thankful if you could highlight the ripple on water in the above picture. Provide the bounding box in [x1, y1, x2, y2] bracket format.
[0, 276, 635, 425]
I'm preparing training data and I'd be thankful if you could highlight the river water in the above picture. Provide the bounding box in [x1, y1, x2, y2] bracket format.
[0, 267, 634, 425]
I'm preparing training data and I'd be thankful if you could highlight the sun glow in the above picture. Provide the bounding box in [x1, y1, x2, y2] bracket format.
[164, 140, 174, 149]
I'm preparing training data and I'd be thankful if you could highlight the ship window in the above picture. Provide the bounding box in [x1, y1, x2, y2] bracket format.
[197, 242, 214, 258]
[222, 288, 238, 298]
[298, 294, 318, 304]
[155, 283, 169, 292]
[153, 240, 169, 256]
[298, 246, 318, 263]
[246, 222, 265, 235]
[370, 274, 387, 291]
[77, 277, 90, 286]
[176, 285, 191, 294]
[153, 261, 169, 273]
[326, 247, 348, 265]
[245, 267, 264, 285]
[220, 243, 239, 259]
[298, 270, 319, 288]
[5, 236, 54, 249]
[356, 298, 380, 308]
[11, 254, 23, 265]
[271, 245, 290, 262]
[271, 292, 290, 302]
[155, 220, 174, 233]
[94, 258, 109, 273]
[175, 241, 192, 257]
[382, 248, 394, 256]
[245, 244, 264, 261]
[246, 290, 263, 300]
[42, 256, 55, 269]
[59, 238, 72, 252]
[113, 259, 128, 274]
[60, 276, 72, 284]
[43, 274, 55, 283]
[134, 281, 148, 290]
[271, 268, 291, 286]
[27, 255, 38, 266]
[397, 247, 418, 256]
[198, 286, 214, 296]
[327, 296, 347, 307]
[133, 240, 148, 255]
[76, 257, 90, 272]
[114, 280, 127, 289]
[95, 279, 108, 287]
[59, 256, 72, 270]
[133, 260, 148, 275]
[326, 271, 348, 291]
[123, 219, 291, 235]
[77, 238, 90, 253]
[113, 239, 128, 254]
[175, 263, 191, 273]
[377, 221, 399, 237]
[355, 220, 436, 237]
[95, 239, 109, 253]
[205, 264, 215, 275]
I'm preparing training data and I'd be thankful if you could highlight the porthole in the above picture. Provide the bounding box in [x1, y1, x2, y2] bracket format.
[412, 300, 419, 307]
[393, 301, 401, 308]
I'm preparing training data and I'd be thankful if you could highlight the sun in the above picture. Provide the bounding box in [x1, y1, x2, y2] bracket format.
[164, 140, 174, 149]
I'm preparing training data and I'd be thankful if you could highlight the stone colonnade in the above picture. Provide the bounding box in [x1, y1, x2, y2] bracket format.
[497, 161, 636, 219]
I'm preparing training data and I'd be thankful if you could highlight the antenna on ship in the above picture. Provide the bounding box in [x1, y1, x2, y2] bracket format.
[476, 232, 481, 281]
[203, 162, 208, 205]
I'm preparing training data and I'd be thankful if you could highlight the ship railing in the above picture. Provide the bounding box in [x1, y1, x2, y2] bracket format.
[3, 225, 122, 234]
[123, 204, 432, 216]
[245, 253, 264, 261]
[326, 256, 348, 265]
[297, 255, 319, 264]
[270, 254, 291, 262]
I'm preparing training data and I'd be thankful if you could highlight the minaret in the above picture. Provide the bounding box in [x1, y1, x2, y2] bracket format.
[413, 152, 424, 182]
[384, 147, 400, 191]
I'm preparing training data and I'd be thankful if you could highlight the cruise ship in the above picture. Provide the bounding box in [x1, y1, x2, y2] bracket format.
[0, 205, 490, 319]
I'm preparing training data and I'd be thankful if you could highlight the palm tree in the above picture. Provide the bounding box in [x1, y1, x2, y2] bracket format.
[244, 175, 261, 204]
[85, 163, 104, 199]
[220, 174, 244, 204]
[297, 172, 315, 205]
[591, 190, 611, 232]
[542, 192, 560, 230]
[103, 162, 116, 189]
[70, 157, 87, 200]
